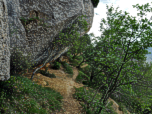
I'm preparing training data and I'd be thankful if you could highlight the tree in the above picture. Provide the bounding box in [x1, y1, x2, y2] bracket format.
[66, 33, 92, 60]
[109, 58, 152, 113]
[58, 14, 93, 62]
[75, 3, 152, 114]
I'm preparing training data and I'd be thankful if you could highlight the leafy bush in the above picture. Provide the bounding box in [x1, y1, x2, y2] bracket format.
[78, 65, 92, 76]
[72, 86, 117, 114]
[142, 107, 152, 114]
[68, 57, 76, 63]
[130, 96, 152, 114]
[75, 71, 90, 83]
[60, 61, 73, 75]
[110, 89, 150, 114]
[10, 47, 33, 75]
[68, 60, 79, 67]
[75, 55, 83, 61]
[0, 77, 17, 99]
[76, 72, 92, 88]
[65, 66, 73, 75]
[37, 68, 56, 78]
[118, 103, 129, 114]
[52, 61, 61, 70]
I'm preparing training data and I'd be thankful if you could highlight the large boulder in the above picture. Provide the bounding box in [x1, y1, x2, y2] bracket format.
[0, 0, 94, 81]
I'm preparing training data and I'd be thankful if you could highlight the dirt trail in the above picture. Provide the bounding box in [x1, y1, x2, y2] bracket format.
[20, 57, 130, 114]
[20, 60, 90, 114]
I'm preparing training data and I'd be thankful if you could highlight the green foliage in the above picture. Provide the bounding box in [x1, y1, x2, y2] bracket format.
[72, 86, 118, 114]
[72, 2, 152, 114]
[67, 55, 78, 64]
[57, 15, 92, 62]
[130, 96, 144, 113]
[37, 69, 56, 78]
[118, 102, 129, 114]
[51, 14, 89, 48]
[75, 74, 84, 83]
[77, 70, 90, 81]
[60, 61, 73, 75]
[75, 55, 84, 61]
[75, 70, 91, 84]
[75, 43, 99, 69]
[107, 57, 152, 113]
[10, 47, 33, 76]
[52, 61, 61, 70]
[0, 77, 17, 99]
[0, 75, 63, 114]
[67, 33, 92, 60]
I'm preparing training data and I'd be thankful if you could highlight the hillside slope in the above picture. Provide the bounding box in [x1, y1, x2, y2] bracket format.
[19, 55, 130, 114]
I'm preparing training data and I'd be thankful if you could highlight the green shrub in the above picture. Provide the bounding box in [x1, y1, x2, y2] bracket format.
[75, 55, 83, 61]
[68, 57, 75, 63]
[52, 61, 61, 70]
[75, 71, 90, 83]
[60, 61, 69, 68]
[118, 103, 129, 114]
[61, 62, 73, 75]
[131, 97, 147, 113]
[75, 73, 85, 83]
[0, 76, 17, 101]
[65, 66, 73, 75]
[110, 92, 148, 114]
[37, 69, 56, 78]
[142, 107, 152, 114]
[79, 65, 92, 76]
[68, 60, 77, 67]
[10, 47, 33, 75]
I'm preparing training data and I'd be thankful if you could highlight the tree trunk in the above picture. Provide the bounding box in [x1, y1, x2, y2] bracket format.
[90, 71, 94, 82]
[96, 96, 108, 114]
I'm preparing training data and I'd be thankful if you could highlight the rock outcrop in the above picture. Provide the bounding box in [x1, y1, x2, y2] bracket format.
[108, 98, 131, 114]
[0, 0, 94, 81]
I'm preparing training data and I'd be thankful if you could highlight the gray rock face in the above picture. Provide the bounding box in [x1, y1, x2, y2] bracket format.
[0, 0, 94, 81]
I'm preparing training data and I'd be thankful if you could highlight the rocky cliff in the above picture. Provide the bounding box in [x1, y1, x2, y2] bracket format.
[0, 0, 94, 81]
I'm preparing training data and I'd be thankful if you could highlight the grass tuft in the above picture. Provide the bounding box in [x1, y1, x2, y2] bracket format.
[0, 74, 63, 114]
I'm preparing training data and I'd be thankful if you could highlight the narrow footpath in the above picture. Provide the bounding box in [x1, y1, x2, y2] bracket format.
[21, 58, 130, 114]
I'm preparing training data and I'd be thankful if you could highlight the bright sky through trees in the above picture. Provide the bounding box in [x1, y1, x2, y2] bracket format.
[87, 0, 152, 47]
